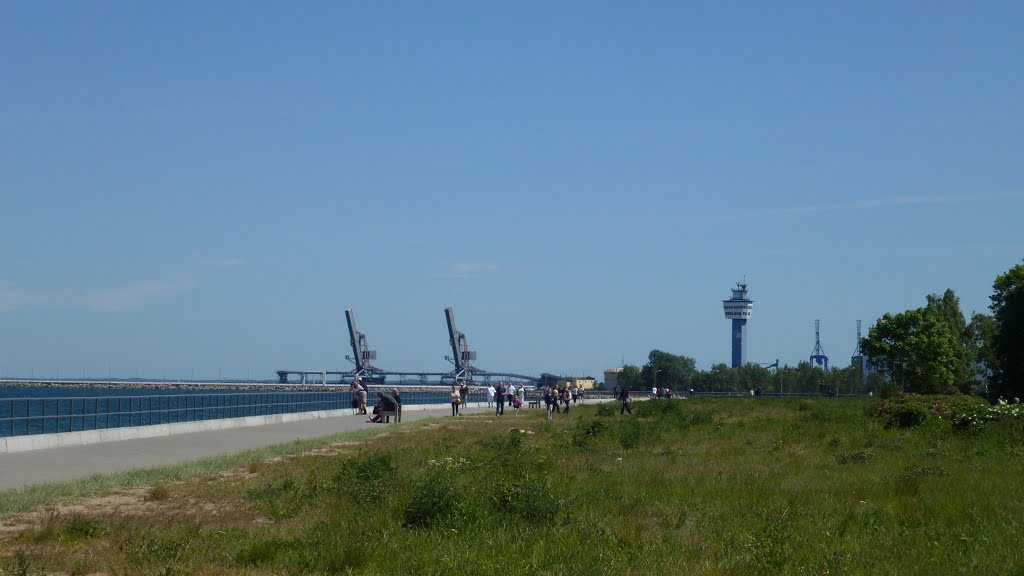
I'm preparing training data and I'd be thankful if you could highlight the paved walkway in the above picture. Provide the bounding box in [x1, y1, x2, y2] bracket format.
[0, 404, 492, 493]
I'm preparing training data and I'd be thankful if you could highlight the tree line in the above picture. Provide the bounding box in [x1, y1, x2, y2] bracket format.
[612, 351, 864, 395]
[608, 260, 1023, 399]
[859, 260, 1022, 399]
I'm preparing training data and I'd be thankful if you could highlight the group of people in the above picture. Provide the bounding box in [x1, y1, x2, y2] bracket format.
[351, 378, 402, 423]
[542, 384, 583, 420]
[650, 386, 675, 399]
[485, 381, 526, 416]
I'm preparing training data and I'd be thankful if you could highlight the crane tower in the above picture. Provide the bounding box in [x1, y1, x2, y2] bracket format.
[810, 319, 829, 370]
[723, 281, 753, 368]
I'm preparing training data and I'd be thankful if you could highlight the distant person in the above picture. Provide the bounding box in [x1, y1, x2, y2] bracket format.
[367, 391, 398, 423]
[652, 386, 658, 399]
[544, 386, 557, 421]
[459, 382, 469, 408]
[495, 381, 507, 416]
[516, 383, 526, 408]
[619, 385, 632, 415]
[351, 379, 368, 415]
[392, 388, 402, 407]
[486, 384, 496, 408]
[451, 385, 461, 417]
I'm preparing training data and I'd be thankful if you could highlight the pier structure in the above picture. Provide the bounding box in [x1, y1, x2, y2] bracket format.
[275, 307, 537, 387]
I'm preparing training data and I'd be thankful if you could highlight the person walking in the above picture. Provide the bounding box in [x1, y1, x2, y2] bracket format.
[495, 382, 506, 416]
[544, 386, 556, 421]
[619, 385, 632, 415]
[459, 382, 469, 408]
[486, 384, 496, 408]
[451, 385, 461, 417]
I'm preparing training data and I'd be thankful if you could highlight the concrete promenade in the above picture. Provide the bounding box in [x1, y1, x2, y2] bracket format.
[0, 403, 493, 493]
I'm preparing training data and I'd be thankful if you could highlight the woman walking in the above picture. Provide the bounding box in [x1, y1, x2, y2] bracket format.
[451, 385, 461, 417]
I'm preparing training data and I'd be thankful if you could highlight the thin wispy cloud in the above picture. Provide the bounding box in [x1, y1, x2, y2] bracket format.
[78, 279, 196, 311]
[770, 191, 1024, 215]
[0, 281, 51, 311]
[432, 261, 499, 279]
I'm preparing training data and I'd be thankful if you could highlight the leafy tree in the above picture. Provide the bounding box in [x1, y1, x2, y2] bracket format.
[860, 290, 975, 394]
[969, 312, 998, 387]
[617, 365, 643, 392]
[781, 362, 828, 394]
[734, 363, 772, 392]
[642, 350, 698, 392]
[698, 363, 732, 392]
[989, 261, 1024, 399]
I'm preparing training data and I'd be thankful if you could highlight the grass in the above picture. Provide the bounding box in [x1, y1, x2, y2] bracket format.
[1, 397, 1023, 575]
[0, 424, 400, 521]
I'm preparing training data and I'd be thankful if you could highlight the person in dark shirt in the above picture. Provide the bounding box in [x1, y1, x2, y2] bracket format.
[619, 385, 632, 415]
[495, 382, 506, 416]
[368, 391, 398, 423]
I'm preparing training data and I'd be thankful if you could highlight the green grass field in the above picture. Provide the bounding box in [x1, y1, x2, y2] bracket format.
[2, 397, 1023, 575]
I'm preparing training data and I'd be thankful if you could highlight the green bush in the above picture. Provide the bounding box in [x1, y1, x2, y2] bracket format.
[403, 470, 466, 529]
[331, 451, 395, 506]
[59, 515, 107, 543]
[876, 394, 987, 429]
[248, 477, 315, 520]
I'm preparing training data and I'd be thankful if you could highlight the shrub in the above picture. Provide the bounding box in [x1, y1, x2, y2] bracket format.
[147, 484, 171, 502]
[572, 420, 606, 448]
[59, 515, 106, 543]
[402, 471, 465, 529]
[331, 451, 395, 506]
[248, 477, 315, 520]
[881, 401, 928, 429]
[952, 403, 1024, 435]
[875, 394, 985, 429]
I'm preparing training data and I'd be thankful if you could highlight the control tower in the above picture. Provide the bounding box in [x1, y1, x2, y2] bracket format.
[723, 281, 753, 368]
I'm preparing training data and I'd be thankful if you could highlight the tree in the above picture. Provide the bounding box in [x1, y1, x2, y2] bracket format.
[969, 312, 998, 388]
[860, 290, 975, 394]
[617, 365, 643, 392]
[782, 362, 828, 394]
[734, 363, 772, 392]
[696, 362, 737, 389]
[642, 350, 698, 392]
[990, 261, 1024, 399]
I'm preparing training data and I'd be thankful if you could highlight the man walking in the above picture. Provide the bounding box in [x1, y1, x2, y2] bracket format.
[496, 381, 506, 416]
[619, 385, 632, 415]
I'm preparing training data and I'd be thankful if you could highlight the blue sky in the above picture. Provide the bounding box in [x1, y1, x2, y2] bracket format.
[1, 1, 1021, 380]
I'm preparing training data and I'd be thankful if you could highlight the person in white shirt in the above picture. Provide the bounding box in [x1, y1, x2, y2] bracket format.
[486, 384, 496, 408]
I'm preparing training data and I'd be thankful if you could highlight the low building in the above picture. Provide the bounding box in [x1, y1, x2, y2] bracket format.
[604, 368, 623, 391]
[559, 376, 596, 389]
